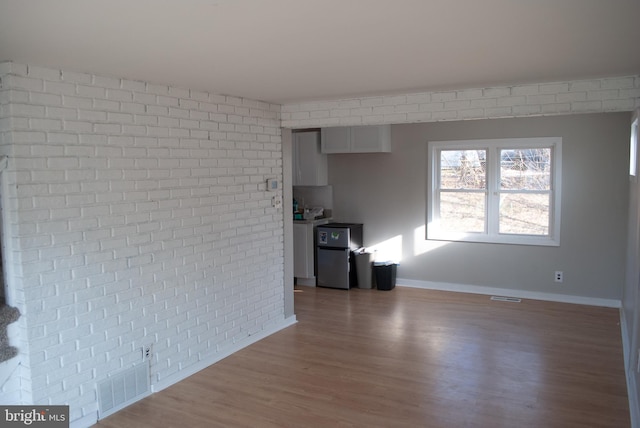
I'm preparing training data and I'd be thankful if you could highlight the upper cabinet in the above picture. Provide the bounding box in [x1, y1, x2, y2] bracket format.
[293, 130, 328, 186]
[321, 125, 391, 154]
[320, 127, 351, 153]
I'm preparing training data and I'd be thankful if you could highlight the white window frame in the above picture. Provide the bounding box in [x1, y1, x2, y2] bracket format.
[631, 116, 638, 180]
[427, 137, 562, 247]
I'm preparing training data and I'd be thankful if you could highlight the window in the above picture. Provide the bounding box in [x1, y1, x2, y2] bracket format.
[631, 117, 638, 178]
[427, 137, 561, 246]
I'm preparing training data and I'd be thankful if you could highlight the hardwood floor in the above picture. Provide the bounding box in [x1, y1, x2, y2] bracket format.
[95, 286, 630, 428]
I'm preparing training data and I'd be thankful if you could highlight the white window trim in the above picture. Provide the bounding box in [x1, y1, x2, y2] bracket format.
[427, 137, 562, 247]
[631, 116, 638, 181]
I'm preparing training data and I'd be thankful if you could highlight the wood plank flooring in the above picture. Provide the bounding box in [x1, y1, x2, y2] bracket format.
[95, 286, 630, 428]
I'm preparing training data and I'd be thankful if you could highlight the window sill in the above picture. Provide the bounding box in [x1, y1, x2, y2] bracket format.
[426, 231, 560, 247]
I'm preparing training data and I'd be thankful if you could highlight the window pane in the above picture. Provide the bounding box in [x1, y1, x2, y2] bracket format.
[440, 150, 486, 190]
[631, 118, 638, 176]
[499, 193, 549, 235]
[439, 192, 485, 232]
[500, 148, 551, 190]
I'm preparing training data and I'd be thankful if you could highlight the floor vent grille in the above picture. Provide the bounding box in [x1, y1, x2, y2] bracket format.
[97, 363, 150, 419]
[490, 296, 522, 303]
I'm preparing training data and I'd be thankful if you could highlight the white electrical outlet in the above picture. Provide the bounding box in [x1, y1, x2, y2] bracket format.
[142, 345, 152, 362]
[554, 271, 563, 283]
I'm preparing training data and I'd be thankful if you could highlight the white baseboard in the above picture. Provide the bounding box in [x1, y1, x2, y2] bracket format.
[152, 315, 297, 393]
[396, 278, 621, 308]
[621, 309, 640, 428]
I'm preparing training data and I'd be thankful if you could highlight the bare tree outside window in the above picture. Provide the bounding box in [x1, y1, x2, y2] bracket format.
[439, 150, 486, 232]
[499, 148, 551, 235]
[428, 138, 561, 246]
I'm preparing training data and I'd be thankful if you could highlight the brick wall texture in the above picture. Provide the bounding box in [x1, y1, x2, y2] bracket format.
[1, 60, 639, 427]
[0, 62, 284, 424]
[282, 76, 640, 128]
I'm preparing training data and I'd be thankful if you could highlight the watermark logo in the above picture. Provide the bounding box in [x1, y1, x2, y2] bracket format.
[0, 406, 68, 427]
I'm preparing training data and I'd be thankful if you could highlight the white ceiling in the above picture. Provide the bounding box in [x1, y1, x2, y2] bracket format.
[1, 0, 639, 105]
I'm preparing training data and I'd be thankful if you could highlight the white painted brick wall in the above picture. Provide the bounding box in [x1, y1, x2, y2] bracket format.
[0, 62, 284, 425]
[0, 359, 22, 405]
[2, 59, 638, 425]
[281, 75, 640, 128]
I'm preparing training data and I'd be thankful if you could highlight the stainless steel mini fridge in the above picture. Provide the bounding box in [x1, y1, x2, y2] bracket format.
[316, 223, 363, 289]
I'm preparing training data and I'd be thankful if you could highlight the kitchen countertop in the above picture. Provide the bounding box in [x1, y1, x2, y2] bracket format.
[293, 217, 332, 225]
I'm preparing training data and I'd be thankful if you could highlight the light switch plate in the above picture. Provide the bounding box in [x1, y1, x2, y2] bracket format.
[266, 178, 279, 191]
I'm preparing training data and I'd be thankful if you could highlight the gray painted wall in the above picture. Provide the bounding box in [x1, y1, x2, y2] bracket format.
[328, 113, 630, 300]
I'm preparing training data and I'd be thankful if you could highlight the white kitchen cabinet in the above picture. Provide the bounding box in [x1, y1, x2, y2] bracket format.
[320, 127, 351, 153]
[351, 125, 391, 152]
[293, 223, 314, 281]
[293, 218, 331, 286]
[321, 125, 391, 153]
[292, 130, 328, 186]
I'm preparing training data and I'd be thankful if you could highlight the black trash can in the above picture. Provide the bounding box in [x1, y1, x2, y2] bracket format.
[374, 262, 397, 291]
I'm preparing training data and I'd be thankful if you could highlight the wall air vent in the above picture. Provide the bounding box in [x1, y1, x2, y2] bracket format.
[97, 363, 150, 419]
[490, 296, 522, 303]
